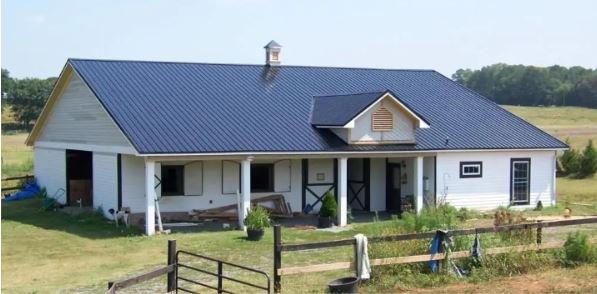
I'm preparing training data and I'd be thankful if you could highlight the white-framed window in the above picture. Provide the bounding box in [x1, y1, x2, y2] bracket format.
[460, 161, 482, 178]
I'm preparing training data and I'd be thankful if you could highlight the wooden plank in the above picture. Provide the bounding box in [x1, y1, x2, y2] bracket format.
[110, 264, 174, 291]
[1, 175, 33, 181]
[279, 261, 354, 275]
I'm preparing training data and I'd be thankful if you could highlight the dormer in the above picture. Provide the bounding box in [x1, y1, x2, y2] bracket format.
[311, 90, 429, 144]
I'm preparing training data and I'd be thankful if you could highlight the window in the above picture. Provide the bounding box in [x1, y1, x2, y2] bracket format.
[372, 106, 393, 131]
[511, 158, 531, 205]
[271, 51, 279, 61]
[161, 165, 184, 196]
[251, 164, 274, 192]
[459, 161, 482, 178]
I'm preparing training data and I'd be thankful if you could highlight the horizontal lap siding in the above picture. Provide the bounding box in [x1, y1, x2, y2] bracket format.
[38, 72, 131, 147]
[34, 147, 66, 203]
[436, 151, 555, 210]
[121, 155, 302, 213]
[92, 153, 118, 218]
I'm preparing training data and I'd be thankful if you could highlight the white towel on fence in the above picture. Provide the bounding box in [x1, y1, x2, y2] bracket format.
[354, 233, 371, 280]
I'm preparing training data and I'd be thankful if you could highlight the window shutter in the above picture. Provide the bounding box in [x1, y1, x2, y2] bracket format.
[184, 161, 203, 196]
[372, 106, 393, 131]
[222, 160, 240, 194]
[274, 160, 291, 192]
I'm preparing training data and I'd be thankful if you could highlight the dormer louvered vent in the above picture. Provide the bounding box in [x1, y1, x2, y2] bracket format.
[372, 106, 393, 131]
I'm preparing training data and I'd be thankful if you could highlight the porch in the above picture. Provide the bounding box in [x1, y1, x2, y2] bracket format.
[139, 155, 436, 235]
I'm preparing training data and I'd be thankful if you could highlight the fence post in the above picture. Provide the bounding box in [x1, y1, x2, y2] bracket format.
[437, 232, 446, 273]
[274, 225, 282, 293]
[353, 241, 359, 277]
[217, 261, 223, 294]
[536, 220, 543, 245]
[167, 240, 177, 293]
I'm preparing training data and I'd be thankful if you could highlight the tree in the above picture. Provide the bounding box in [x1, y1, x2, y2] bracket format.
[579, 140, 597, 177]
[6, 77, 56, 129]
[560, 139, 581, 175]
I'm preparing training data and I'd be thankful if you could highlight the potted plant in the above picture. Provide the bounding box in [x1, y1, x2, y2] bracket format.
[318, 191, 337, 228]
[244, 206, 271, 241]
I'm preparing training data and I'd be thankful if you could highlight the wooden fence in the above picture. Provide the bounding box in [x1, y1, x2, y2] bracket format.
[272, 217, 597, 292]
[1, 175, 34, 194]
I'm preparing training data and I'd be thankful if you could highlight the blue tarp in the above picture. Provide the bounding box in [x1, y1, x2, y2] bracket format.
[3, 182, 40, 202]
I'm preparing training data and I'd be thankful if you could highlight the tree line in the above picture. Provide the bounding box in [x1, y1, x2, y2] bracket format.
[2, 69, 57, 130]
[452, 64, 597, 108]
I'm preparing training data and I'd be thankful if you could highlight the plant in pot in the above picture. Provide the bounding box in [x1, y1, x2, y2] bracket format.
[244, 206, 271, 241]
[318, 191, 337, 228]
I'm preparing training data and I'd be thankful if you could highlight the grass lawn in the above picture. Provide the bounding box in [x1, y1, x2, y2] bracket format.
[504, 105, 597, 150]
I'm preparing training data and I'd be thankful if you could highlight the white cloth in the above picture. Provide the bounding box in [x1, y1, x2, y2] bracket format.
[354, 233, 371, 280]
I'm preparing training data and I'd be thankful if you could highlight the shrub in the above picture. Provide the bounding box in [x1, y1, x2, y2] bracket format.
[579, 140, 597, 177]
[534, 200, 543, 211]
[244, 206, 271, 230]
[563, 231, 596, 265]
[401, 204, 460, 232]
[560, 141, 581, 175]
[319, 191, 337, 218]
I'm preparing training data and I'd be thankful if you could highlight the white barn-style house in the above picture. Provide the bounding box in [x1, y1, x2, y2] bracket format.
[27, 41, 567, 235]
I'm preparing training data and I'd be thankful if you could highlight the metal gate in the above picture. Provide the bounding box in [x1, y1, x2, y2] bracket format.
[176, 250, 271, 293]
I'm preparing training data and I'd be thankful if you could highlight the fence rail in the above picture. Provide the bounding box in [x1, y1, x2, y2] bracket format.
[1, 174, 34, 192]
[273, 217, 597, 292]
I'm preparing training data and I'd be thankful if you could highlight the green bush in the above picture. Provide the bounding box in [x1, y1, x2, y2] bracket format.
[564, 231, 596, 265]
[401, 204, 460, 232]
[319, 191, 337, 218]
[579, 140, 597, 177]
[244, 206, 271, 230]
[560, 141, 581, 175]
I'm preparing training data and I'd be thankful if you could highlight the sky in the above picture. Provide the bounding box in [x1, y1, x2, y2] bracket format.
[1, 0, 596, 78]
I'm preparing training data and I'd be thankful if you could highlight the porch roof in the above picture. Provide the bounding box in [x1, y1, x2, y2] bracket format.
[65, 59, 567, 154]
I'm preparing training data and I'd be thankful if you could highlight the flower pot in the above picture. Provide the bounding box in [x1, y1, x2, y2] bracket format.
[318, 216, 334, 228]
[246, 228, 264, 241]
[328, 277, 359, 293]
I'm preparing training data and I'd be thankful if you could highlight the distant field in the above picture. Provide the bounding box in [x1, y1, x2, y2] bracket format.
[504, 105, 597, 150]
[1, 133, 32, 179]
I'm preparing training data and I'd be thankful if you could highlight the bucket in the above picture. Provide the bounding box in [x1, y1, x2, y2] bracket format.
[328, 277, 359, 293]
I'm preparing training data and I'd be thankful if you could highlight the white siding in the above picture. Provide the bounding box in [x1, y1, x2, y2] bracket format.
[121, 156, 302, 214]
[34, 147, 66, 204]
[92, 153, 118, 218]
[423, 157, 436, 206]
[350, 96, 416, 143]
[37, 73, 131, 148]
[436, 151, 555, 210]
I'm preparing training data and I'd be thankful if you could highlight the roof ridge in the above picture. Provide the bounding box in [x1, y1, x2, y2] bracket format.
[313, 90, 387, 98]
[67, 58, 435, 72]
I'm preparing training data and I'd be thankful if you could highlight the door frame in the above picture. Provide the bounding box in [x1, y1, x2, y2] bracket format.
[65, 149, 93, 207]
[385, 160, 402, 213]
[510, 158, 531, 205]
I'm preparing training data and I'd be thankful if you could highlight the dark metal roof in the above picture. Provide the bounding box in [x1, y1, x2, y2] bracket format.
[68, 59, 567, 154]
[311, 91, 385, 126]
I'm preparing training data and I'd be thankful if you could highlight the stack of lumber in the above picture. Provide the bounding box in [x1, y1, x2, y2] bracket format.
[190, 194, 293, 219]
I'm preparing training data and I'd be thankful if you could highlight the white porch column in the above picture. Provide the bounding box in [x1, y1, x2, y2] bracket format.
[337, 157, 348, 226]
[239, 156, 253, 230]
[414, 156, 424, 214]
[145, 159, 156, 236]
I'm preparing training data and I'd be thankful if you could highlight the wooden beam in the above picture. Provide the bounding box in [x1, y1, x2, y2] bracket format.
[108, 264, 174, 292]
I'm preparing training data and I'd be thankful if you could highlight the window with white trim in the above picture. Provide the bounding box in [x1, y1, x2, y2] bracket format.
[459, 161, 482, 178]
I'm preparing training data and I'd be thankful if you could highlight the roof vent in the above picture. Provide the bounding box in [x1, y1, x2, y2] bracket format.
[264, 40, 282, 67]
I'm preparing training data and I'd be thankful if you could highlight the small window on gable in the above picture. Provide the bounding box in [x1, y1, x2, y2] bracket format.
[460, 161, 482, 178]
[372, 106, 393, 131]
